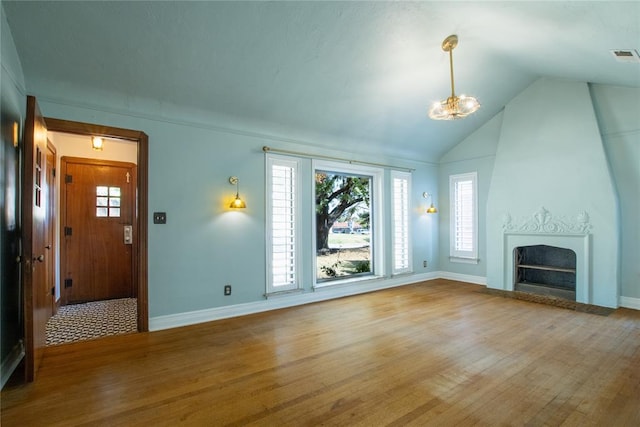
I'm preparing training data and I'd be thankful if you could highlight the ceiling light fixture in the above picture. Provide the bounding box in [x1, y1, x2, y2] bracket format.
[429, 34, 480, 120]
[91, 136, 104, 151]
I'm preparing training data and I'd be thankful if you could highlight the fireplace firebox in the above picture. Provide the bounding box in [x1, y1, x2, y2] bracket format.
[514, 245, 576, 301]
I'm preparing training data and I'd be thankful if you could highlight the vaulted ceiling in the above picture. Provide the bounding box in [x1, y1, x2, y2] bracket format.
[4, 1, 639, 161]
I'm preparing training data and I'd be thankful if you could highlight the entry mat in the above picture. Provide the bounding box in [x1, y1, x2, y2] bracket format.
[477, 288, 615, 316]
[46, 298, 137, 346]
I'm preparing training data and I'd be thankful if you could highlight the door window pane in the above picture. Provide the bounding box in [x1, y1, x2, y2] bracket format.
[96, 186, 121, 218]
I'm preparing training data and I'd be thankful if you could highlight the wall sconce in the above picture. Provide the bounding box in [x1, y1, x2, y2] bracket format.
[229, 176, 246, 209]
[13, 122, 19, 147]
[92, 136, 104, 151]
[423, 192, 438, 214]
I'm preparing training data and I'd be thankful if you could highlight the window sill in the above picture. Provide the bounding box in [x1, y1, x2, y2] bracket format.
[265, 288, 304, 299]
[314, 274, 382, 290]
[450, 256, 479, 265]
[391, 270, 414, 278]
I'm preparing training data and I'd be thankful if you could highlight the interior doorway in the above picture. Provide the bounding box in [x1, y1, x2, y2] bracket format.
[45, 118, 148, 333]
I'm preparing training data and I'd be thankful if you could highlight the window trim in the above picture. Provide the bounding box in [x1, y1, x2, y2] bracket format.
[266, 154, 302, 295]
[312, 160, 385, 288]
[449, 172, 478, 263]
[391, 170, 412, 274]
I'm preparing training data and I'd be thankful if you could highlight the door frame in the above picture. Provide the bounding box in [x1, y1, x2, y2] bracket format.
[44, 117, 148, 332]
[45, 140, 57, 316]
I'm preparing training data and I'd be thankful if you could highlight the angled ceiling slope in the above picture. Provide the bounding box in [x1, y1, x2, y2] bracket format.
[3, 1, 639, 161]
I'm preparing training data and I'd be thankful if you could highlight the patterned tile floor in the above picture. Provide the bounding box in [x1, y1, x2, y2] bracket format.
[46, 298, 137, 346]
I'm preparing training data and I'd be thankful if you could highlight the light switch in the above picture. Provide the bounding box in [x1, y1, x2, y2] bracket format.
[153, 212, 167, 224]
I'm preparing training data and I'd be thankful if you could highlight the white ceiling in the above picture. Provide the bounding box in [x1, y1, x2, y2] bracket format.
[4, 1, 639, 162]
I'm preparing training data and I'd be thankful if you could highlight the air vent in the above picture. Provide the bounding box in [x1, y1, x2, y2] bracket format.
[610, 49, 640, 63]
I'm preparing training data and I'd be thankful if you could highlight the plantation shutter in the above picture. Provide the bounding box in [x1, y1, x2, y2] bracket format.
[267, 157, 299, 293]
[450, 172, 477, 260]
[392, 172, 411, 273]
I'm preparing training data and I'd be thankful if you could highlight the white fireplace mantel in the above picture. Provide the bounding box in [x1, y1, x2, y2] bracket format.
[498, 208, 591, 304]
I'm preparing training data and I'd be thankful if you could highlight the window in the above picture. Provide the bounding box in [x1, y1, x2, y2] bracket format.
[314, 160, 384, 286]
[391, 171, 412, 274]
[96, 186, 121, 218]
[266, 156, 300, 294]
[450, 172, 478, 262]
[35, 147, 42, 207]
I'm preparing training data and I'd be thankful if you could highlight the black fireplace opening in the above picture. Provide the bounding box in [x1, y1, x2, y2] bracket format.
[514, 245, 577, 301]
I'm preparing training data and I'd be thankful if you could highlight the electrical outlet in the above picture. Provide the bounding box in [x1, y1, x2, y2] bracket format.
[423, 260, 428, 268]
[224, 285, 231, 296]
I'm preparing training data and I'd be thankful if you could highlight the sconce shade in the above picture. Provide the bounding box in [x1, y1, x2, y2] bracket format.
[229, 176, 246, 209]
[230, 194, 246, 209]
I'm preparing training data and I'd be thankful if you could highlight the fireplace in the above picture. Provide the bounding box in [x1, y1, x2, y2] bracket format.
[514, 245, 576, 301]
[497, 211, 591, 305]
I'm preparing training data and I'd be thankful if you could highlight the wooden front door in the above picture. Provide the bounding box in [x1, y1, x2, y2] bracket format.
[61, 157, 136, 304]
[22, 96, 50, 382]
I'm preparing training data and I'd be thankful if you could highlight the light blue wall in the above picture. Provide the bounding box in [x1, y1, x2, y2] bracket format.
[437, 112, 503, 279]
[36, 98, 438, 318]
[1, 1, 438, 323]
[439, 78, 639, 307]
[591, 84, 640, 300]
[1, 3, 24, 95]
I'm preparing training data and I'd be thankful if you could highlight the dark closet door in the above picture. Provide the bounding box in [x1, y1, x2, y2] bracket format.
[1, 94, 22, 385]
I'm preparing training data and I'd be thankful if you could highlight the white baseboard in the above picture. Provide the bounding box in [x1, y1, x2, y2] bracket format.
[150, 271, 640, 332]
[151, 272, 640, 332]
[1, 341, 24, 390]
[620, 296, 640, 310]
[436, 271, 487, 286]
[150, 272, 439, 331]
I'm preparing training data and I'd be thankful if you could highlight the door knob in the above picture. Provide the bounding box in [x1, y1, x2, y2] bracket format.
[34, 254, 45, 262]
[45, 245, 52, 250]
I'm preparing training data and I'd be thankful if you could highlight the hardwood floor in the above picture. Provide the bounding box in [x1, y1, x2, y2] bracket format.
[2, 279, 639, 426]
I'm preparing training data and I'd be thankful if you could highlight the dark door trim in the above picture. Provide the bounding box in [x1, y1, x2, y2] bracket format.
[44, 117, 149, 332]
[46, 140, 57, 316]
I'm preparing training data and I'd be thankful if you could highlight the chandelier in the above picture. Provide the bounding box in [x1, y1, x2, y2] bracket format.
[429, 35, 480, 120]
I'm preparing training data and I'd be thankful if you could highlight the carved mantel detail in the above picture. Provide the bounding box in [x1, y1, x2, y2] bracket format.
[501, 207, 591, 235]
